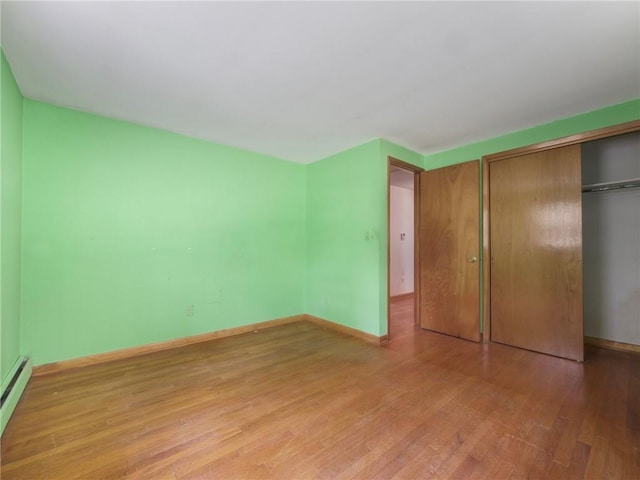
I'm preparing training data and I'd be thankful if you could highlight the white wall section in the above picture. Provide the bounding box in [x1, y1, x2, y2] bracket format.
[390, 184, 414, 297]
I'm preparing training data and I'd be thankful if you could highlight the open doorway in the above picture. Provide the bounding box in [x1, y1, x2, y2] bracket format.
[388, 158, 423, 340]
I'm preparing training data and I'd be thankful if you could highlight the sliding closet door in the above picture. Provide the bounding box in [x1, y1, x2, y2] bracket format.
[490, 145, 584, 361]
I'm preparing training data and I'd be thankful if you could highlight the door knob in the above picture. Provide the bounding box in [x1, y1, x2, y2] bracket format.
[467, 256, 478, 263]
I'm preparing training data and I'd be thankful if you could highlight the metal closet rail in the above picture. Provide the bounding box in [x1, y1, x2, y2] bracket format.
[582, 177, 640, 193]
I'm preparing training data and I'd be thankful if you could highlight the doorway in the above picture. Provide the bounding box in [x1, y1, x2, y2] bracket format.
[388, 158, 422, 340]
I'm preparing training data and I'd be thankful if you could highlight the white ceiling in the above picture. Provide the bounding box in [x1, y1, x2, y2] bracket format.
[2, 1, 639, 164]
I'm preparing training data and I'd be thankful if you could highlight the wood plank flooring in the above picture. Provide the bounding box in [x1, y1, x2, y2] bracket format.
[2, 297, 639, 479]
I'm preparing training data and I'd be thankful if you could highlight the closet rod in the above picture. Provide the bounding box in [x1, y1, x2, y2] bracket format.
[582, 177, 640, 193]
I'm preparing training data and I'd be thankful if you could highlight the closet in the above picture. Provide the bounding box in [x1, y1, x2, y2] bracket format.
[582, 131, 640, 349]
[483, 120, 640, 361]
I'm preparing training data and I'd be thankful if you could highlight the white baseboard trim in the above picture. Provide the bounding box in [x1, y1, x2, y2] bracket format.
[1, 356, 32, 436]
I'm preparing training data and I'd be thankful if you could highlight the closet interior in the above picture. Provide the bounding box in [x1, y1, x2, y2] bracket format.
[582, 131, 640, 349]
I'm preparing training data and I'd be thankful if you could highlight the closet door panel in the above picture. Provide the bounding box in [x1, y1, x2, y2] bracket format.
[490, 145, 583, 361]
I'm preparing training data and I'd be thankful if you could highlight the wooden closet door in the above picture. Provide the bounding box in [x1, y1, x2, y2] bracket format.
[489, 145, 583, 361]
[419, 161, 480, 342]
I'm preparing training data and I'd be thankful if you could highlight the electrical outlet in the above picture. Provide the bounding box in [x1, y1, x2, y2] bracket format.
[186, 305, 194, 317]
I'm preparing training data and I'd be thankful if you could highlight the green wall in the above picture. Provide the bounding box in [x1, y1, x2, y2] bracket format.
[306, 140, 381, 335]
[1, 51, 24, 384]
[424, 99, 640, 169]
[21, 100, 306, 366]
[306, 139, 421, 337]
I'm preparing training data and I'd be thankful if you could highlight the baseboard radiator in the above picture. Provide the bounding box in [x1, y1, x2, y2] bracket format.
[1, 356, 32, 435]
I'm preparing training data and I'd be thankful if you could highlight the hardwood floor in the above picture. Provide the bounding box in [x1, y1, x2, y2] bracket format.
[2, 304, 639, 479]
[389, 294, 418, 341]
